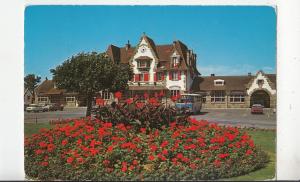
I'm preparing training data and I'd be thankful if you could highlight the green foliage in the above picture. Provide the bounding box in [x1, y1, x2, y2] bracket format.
[25, 117, 269, 181]
[50, 52, 133, 116]
[93, 99, 189, 130]
[24, 74, 41, 93]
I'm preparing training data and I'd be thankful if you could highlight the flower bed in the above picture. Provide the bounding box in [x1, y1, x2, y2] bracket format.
[25, 117, 269, 180]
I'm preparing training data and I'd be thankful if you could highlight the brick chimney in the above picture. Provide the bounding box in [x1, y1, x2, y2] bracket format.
[248, 72, 251, 76]
[211, 74, 215, 77]
[125, 40, 131, 50]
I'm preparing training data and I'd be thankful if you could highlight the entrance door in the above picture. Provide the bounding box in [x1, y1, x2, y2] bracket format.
[250, 90, 270, 108]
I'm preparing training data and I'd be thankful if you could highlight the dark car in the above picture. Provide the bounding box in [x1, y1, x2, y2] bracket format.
[49, 103, 64, 111]
[251, 104, 264, 114]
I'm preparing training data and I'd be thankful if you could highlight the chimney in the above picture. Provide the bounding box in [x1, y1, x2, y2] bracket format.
[248, 72, 251, 76]
[45, 77, 48, 80]
[125, 40, 131, 50]
[211, 74, 215, 77]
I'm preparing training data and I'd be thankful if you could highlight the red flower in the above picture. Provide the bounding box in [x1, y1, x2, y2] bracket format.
[132, 160, 138, 165]
[176, 153, 184, 159]
[150, 144, 158, 152]
[143, 92, 149, 99]
[61, 139, 68, 146]
[114, 91, 122, 99]
[67, 157, 74, 164]
[160, 140, 168, 148]
[126, 98, 133, 104]
[245, 149, 253, 156]
[77, 157, 84, 164]
[121, 161, 127, 172]
[39, 141, 47, 148]
[35, 149, 43, 155]
[214, 159, 221, 167]
[190, 163, 197, 170]
[96, 98, 105, 106]
[47, 144, 55, 152]
[218, 153, 230, 159]
[148, 155, 155, 161]
[107, 145, 114, 152]
[140, 128, 146, 133]
[40, 161, 49, 166]
[162, 149, 168, 155]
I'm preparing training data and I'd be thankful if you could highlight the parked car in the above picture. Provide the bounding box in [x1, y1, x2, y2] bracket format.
[49, 103, 64, 111]
[40, 104, 52, 112]
[26, 104, 44, 112]
[251, 104, 264, 114]
[24, 104, 29, 111]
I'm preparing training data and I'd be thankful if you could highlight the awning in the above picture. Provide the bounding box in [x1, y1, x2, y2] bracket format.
[129, 85, 168, 91]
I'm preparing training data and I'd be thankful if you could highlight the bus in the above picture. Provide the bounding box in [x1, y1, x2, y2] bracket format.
[175, 93, 202, 114]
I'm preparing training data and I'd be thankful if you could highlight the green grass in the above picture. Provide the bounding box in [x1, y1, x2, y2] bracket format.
[226, 129, 276, 180]
[24, 124, 276, 180]
[24, 123, 52, 137]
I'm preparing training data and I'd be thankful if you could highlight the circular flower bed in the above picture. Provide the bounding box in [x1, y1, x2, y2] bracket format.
[25, 117, 268, 180]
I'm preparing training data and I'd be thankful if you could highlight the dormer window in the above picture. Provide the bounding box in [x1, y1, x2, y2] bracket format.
[138, 60, 150, 68]
[171, 56, 180, 68]
[214, 79, 225, 86]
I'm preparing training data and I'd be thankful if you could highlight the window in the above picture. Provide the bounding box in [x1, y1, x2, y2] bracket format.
[137, 60, 150, 68]
[214, 79, 225, 86]
[38, 97, 48, 102]
[171, 90, 180, 97]
[211, 91, 225, 103]
[172, 71, 178, 81]
[66, 97, 75, 102]
[27, 95, 31, 100]
[101, 91, 110, 100]
[202, 97, 206, 103]
[157, 72, 164, 81]
[230, 95, 245, 103]
[171, 57, 180, 67]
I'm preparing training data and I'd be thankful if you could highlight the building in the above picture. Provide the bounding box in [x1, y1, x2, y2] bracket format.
[24, 88, 34, 105]
[106, 34, 200, 98]
[32, 34, 276, 109]
[191, 71, 276, 108]
[34, 79, 85, 107]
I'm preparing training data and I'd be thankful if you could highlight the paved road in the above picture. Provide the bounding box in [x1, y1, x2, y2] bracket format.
[24, 107, 87, 123]
[191, 108, 276, 129]
[24, 107, 276, 129]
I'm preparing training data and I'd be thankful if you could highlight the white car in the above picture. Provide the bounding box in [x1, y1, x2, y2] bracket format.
[26, 104, 44, 112]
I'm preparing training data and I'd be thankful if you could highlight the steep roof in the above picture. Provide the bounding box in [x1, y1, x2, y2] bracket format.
[106, 35, 199, 74]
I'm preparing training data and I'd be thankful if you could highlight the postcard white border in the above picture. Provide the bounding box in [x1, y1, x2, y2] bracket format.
[0, 0, 300, 180]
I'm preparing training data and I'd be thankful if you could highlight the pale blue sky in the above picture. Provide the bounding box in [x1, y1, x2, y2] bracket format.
[25, 6, 276, 80]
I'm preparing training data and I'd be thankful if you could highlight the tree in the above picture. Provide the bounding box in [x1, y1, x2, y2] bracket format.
[24, 74, 41, 99]
[50, 52, 133, 116]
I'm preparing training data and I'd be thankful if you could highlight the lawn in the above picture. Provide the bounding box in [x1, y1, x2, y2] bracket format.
[24, 123, 276, 180]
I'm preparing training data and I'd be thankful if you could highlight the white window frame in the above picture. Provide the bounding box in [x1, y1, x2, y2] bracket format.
[214, 79, 225, 86]
[101, 91, 111, 100]
[229, 95, 245, 103]
[211, 91, 225, 103]
[38, 97, 48, 102]
[137, 60, 150, 68]
[66, 96, 75, 102]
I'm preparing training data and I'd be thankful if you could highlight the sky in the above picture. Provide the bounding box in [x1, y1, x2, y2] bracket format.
[25, 6, 276, 80]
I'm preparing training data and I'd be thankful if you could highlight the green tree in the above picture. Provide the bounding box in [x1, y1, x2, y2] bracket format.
[24, 74, 41, 98]
[50, 52, 133, 116]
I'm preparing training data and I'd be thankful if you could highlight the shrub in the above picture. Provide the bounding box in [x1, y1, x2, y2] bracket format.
[25, 117, 269, 180]
[92, 97, 189, 130]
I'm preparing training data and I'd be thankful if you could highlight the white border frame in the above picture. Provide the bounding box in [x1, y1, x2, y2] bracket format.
[1, 0, 300, 180]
